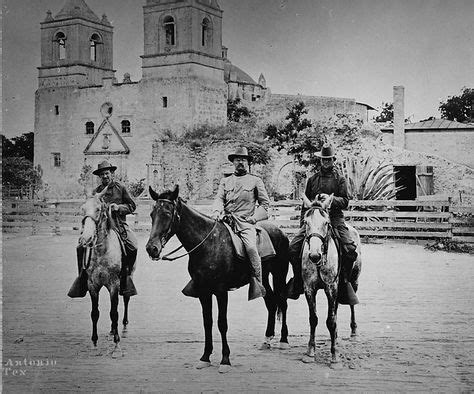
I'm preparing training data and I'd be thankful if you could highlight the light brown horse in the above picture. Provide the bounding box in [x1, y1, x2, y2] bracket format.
[301, 194, 361, 364]
[79, 188, 133, 357]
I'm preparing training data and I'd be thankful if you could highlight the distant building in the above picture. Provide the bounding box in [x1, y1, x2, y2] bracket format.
[381, 119, 474, 169]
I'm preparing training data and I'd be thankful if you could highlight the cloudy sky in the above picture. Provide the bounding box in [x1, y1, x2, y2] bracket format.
[2, 0, 473, 138]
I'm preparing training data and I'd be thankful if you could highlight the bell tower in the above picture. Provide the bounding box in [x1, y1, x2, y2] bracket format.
[38, 0, 115, 88]
[142, 0, 224, 80]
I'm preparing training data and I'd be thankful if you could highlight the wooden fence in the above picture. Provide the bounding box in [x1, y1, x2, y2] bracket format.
[2, 199, 474, 243]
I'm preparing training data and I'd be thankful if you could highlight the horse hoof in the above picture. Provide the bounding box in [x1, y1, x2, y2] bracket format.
[350, 331, 357, 338]
[218, 364, 231, 374]
[302, 355, 314, 364]
[278, 342, 290, 350]
[195, 361, 211, 370]
[111, 344, 123, 359]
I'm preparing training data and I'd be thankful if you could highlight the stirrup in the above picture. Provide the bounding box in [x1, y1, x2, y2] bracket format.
[248, 277, 266, 301]
[338, 282, 359, 305]
[286, 277, 303, 300]
[182, 280, 200, 298]
[120, 276, 137, 297]
[67, 275, 88, 298]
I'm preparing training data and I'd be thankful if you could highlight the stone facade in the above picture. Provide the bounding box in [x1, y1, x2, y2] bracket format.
[381, 121, 474, 169]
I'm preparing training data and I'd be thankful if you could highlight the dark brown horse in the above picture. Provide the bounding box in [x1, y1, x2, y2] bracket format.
[301, 194, 361, 364]
[79, 188, 134, 357]
[146, 185, 290, 373]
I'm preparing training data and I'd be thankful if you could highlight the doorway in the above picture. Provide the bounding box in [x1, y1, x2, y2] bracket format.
[394, 166, 417, 211]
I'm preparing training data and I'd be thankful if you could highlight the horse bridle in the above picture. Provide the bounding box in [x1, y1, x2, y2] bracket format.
[152, 198, 181, 247]
[305, 223, 331, 267]
[152, 198, 217, 261]
[80, 198, 111, 249]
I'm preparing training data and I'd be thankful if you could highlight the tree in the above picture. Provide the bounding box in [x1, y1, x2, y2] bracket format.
[374, 102, 393, 123]
[2, 132, 42, 195]
[264, 101, 313, 151]
[3, 132, 34, 161]
[227, 98, 253, 122]
[439, 87, 474, 123]
[2, 157, 42, 189]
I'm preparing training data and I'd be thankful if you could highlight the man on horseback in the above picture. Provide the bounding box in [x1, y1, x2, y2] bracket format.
[68, 160, 138, 298]
[209, 147, 270, 301]
[286, 144, 359, 305]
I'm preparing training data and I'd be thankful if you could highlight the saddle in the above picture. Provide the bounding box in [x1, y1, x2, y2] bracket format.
[222, 222, 276, 262]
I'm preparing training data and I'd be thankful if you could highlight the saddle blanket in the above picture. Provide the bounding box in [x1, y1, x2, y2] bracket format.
[223, 223, 276, 261]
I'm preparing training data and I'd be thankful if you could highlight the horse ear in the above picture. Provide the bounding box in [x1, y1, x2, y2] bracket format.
[149, 186, 159, 201]
[302, 194, 312, 208]
[171, 184, 179, 201]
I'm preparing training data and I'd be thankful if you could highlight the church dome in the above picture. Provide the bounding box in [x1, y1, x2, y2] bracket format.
[55, 0, 101, 23]
[224, 61, 258, 86]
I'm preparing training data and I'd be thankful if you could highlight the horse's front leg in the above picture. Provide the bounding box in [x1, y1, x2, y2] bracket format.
[216, 292, 231, 373]
[122, 295, 130, 328]
[197, 292, 213, 369]
[90, 290, 100, 347]
[350, 305, 357, 337]
[272, 270, 289, 347]
[109, 288, 122, 358]
[304, 289, 317, 362]
[262, 272, 276, 348]
[325, 286, 339, 363]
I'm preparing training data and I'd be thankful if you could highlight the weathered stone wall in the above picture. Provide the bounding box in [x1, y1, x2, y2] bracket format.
[335, 132, 474, 206]
[249, 94, 363, 123]
[382, 130, 474, 169]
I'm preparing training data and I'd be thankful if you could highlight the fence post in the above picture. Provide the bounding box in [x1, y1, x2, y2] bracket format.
[54, 203, 61, 236]
[31, 203, 38, 235]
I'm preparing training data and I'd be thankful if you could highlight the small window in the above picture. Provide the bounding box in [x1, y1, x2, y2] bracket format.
[164, 16, 175, 46]
[85, 121, 94, 135]
[162, 97, 168, 108]
[121, 120, 131, 133]
[90, 33, 101, 61]
[201, 18, 211, 47]
[55, 32, 66, 60]
[52, 153, 61, 167]
[55, 105, 59, 115]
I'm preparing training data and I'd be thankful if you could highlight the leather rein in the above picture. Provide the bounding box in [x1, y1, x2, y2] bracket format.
[153, 198, 218, 261]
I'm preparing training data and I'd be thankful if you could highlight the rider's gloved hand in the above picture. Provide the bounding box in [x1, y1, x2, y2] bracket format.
[211, 210, 221, 221]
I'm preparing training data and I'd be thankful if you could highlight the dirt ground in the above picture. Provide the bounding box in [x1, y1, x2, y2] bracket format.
[2, 233, 474, 392]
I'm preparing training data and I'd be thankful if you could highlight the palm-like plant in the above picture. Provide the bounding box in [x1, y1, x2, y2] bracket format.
[338, 157, 403, 201]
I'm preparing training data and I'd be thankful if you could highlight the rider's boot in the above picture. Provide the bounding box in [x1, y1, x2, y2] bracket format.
[247, 252, 266, 301]
[286, 257, 304, 300]
[182, 279, 200, 298]
[67, 246, 88, 298]
[337, 246, 359, 305]
[120, 249, 137, 297]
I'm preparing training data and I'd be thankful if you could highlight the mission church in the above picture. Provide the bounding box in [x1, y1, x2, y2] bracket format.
[34, 0, 374, 196]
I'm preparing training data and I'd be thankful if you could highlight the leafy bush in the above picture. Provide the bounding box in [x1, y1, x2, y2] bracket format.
[338, 157, 402, 200]
[127, 178, 146, 197]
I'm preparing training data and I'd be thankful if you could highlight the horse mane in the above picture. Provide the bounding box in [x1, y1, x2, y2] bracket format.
[154, 189, 215, 225]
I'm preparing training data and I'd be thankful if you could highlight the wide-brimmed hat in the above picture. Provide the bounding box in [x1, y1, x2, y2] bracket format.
[315, 144, 336, 159]
[228, 147, 252, 162]
[92, 160, 117, 175]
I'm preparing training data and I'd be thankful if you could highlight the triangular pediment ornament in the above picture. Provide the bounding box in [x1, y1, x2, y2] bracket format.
[84, 118, 130, 155]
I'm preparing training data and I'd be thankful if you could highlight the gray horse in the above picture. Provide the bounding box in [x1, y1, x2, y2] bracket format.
[301, 194, 362, 364]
